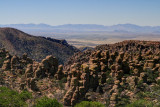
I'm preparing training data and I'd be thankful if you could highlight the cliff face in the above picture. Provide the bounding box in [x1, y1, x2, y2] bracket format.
[0, 28, 79, 64]
[1, 40, 160, 106]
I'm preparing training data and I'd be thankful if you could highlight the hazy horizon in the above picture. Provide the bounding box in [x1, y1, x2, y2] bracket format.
[1, 0, 160, 48]
[0, 23, 160, 27]
[0, 0, 160, 26]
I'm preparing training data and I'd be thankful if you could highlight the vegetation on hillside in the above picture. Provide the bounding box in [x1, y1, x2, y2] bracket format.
[34, 96, 63, 107]
[74, 101, 105, 107]
[0, 87, 32, 107]
[0, 28, 79, 64]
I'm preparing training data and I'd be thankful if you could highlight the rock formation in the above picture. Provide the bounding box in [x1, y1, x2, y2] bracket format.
[63, 40, 160, 106]
[1, 40, 160, 106]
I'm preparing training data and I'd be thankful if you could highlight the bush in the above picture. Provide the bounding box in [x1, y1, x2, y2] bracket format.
[0, 72, 5, 84]
[106, 78, 114, 84]
[116, 95, 130, 107]
[58, 77, 67, 89]
[137, 80, 143, 89]
[145, 68, 158, 83]
[157, 79, 160, 86]
[126, 99, 153, 107]
[19, 90, 32, 101]
[106, 70, 111, 78]
[0, 87, 32, 107]
[34, 96, 62, 107]
[74, 101, 105, 107]
[0, 58, 6, 68]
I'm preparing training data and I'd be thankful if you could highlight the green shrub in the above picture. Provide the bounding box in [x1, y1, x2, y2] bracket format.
[0, 87, 31, 107]
[126, 99, 153, 107]
[106, 77, 114, 84]
[136, 91, 153, 99]
[58, 77, 67, 89]
[19, 90, 32, 101]
[116, 95, 130, 107]
[0, 58, 6, 67]
[74, 101, 105, 107]
[137, 80, 143, 89]
[106, 70, 111, 78]
[34, 96, 62, 107]
[157, 79, 160, 86]
[145, 68, 158, 83]
[0, 72, 5, 84]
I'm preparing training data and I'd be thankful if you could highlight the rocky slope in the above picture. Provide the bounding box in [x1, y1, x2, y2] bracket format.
[0, 49, 65, 106]
[0, 28, 79, 64]
[0, 40, 160, 106]
[63, 40, 160, 106]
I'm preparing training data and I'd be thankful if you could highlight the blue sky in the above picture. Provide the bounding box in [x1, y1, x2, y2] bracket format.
[0, 0, 160, 26]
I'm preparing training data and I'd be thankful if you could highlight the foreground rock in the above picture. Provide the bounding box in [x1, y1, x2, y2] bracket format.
[0, 49, 65, 94]
[1, 40, 160, 106]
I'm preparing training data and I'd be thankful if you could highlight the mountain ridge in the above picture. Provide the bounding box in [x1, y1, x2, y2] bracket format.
[0, 23, 160, 33]
[0, 27, 79, 64]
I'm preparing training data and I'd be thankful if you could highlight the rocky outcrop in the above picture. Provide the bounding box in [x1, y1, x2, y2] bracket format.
[63, 40, 160, 106]
[1, 40, 160, 106]
[0, 49, 64, 93]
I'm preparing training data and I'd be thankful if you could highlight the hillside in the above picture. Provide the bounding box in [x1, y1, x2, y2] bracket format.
[64, 40, 160, 106]
[0, 28, 79, 64]
[0, 40, 160, 106]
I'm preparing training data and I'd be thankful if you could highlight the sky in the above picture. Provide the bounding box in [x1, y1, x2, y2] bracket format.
[0, 0, 160, 26]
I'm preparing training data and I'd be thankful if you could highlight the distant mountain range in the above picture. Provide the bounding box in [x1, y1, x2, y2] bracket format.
[0, 23, 160, 34]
